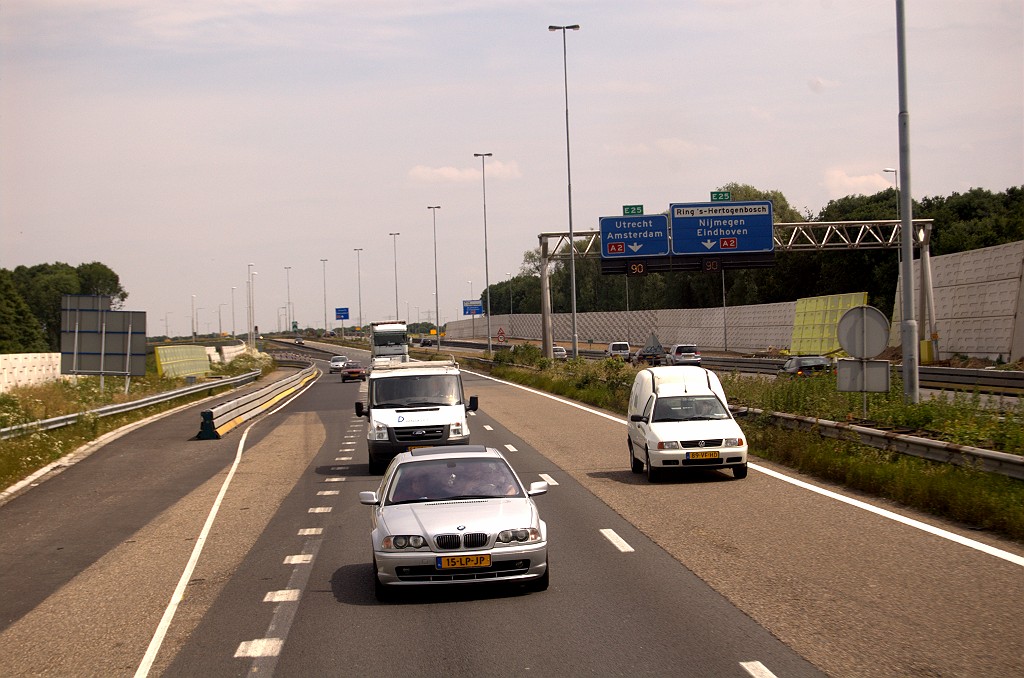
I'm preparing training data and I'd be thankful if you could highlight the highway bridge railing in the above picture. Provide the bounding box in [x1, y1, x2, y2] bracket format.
[197, 363, 318, 439]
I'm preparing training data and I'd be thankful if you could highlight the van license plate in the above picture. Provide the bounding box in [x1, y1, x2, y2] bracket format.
[437, 555, 491, 569]
[688, 450, 720, 460]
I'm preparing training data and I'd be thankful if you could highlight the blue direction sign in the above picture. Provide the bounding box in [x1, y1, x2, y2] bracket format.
[463, 299, 483, 315]
[669, 201, 774, 255]
[599, 214, 670, 258]
[335, 307, 349, 320]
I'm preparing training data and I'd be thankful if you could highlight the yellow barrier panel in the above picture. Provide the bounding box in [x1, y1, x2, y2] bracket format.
[790, 292, 868, 355]
[155, 345, 211, 378]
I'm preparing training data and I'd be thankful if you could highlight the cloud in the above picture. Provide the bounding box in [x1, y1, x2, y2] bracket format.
[655, 138, 720, 157]
[808, 75, 840, 93]
[409, 160, 521, 183]
[823, 167, 894, 198]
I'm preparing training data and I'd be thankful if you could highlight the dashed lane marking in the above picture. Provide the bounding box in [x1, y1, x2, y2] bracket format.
[740, 661, 779, 678]
[317, 490, 340, 496]
[308, 507, 332, 514]
[283, 554, 313, 565]
[600, 528, 635, 553]
[263, 589, 301, 603]
[234, 638, 283, 658]
[297, 528, 322, 536]
[504, 444, 518, 452]
[539, 473, 559, 485]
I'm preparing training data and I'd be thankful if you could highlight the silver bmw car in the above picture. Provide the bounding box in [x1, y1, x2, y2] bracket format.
[359, 445, 549, 601]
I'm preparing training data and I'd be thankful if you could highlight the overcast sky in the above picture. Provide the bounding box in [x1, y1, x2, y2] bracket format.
[2, 0, 1021, 338]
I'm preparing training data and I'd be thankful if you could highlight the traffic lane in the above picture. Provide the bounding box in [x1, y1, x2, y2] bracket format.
[0, 395, 242, 632]
[159, 375, 364, 677]
[261, 404, 824, 677]
[463, 370, 1024, 678]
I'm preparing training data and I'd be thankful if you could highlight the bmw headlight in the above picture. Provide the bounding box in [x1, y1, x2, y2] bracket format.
[382, 535, 427, 550]
[657, 441, 680, 450]
[723, 437, 743, 447]
[496, 528, 541, 544]
[371, 421, 389, 441]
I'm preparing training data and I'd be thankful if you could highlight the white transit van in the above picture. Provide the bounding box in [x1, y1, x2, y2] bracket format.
[355, 358, 478, 474]
[627, 366, 748, 482]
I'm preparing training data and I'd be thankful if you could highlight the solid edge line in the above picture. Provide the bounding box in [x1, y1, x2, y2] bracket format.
[133, 372, 320, 677]
[466, 369, 1024, 568]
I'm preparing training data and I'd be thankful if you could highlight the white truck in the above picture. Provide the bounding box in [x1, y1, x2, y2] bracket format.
[354, 358, 478, 474]
[369, 321, 409, 365]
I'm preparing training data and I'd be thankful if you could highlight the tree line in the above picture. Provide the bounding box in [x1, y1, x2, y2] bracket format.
[485, 183, 1023, 322]
[2, 185, 1020, 354]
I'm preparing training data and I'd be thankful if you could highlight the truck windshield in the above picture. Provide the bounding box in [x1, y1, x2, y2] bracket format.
[373, 332, 406, 347]
[370, 374, 463, 408]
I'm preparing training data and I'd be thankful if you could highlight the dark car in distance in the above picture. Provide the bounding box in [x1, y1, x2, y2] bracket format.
[632, 345, 666, 366]
[778, 356, 835, 377]
[341, 360, 368, 382]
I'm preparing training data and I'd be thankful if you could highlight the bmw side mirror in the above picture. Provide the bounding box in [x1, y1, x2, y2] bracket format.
[630, 414, 645, 423]
[358, 491, 380, 505]
[527, 481, 548, 496]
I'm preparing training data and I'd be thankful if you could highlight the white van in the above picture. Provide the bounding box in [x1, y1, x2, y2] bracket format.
[605, 342, 631, 360]
[355, 359, 478, 474]
[627, 366, 748, 482]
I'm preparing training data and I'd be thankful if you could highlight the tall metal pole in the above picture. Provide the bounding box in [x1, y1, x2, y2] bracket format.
[895, 0, 919, 403]
[353, 248, 364, 330]
[246, 263, 255, 347]
[549, 24, 581, 358]
[164, 311, 172, 339]
[388, 233, 400, 320]
[284, 266, 292, 333]
[474, 153, 494, 354]
[427, 206, 442, 351]
[320, 258, 328, 335]
[251, 271, 257, 341]
[191, 294, 196, 343]
[230, 286, 236, 338]
[218, 303, 225, 336]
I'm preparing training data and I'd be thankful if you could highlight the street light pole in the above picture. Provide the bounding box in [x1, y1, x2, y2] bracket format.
[231, 286, 236, 338]
[468, 280, 475, 338]
[473, 152, 494, 354]
[389, 233, 401, 320]
[218, 303, 225, 336]
[320, 258, 328, 335]
[284, 266, 292, 333]
[246, 263, 255, 347]
[883, 167, 900, 219]
[191, 294, 197, 343]
[164, 311, 172, 339]
[549, 23, 581, 358]
[353, 248, 364, 331]
[427, 206, 442, 351]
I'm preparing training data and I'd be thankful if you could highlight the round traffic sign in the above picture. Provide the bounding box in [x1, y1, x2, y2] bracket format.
[837, 306, 890, 359]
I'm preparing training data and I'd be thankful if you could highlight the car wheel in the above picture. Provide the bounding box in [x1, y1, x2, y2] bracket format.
[529, 563, 550, 592]
[732, 463, 748, 480]
[628, 439, 643, 474]
[645, 448, 661, 483]
[368, 456, 386, 475]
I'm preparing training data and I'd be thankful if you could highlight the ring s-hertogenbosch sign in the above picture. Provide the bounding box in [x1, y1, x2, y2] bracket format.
[599, 214, 670, 258]
[669, 201, 774, 255]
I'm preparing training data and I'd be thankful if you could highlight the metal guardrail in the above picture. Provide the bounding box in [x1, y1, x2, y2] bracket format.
[736, 407, 1024, 481]
[197, 364, 319, 439]
[0, 370, 262, 441]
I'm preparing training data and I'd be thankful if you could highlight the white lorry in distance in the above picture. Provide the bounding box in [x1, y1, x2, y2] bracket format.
[354, 358, 478, 474]
[369, 321, 409, 365]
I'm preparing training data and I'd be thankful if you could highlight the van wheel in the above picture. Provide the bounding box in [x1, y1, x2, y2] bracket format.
[732, 463, 748, 480]
[368, 456, 385, 475]
[645, 449, 661, 483]
[628, 439, 643, 474]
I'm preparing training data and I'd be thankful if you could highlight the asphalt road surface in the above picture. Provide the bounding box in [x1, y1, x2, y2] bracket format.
[0, 353, 1021, 677]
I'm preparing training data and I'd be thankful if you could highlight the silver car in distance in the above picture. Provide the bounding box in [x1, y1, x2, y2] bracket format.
[359, 445, 549, 601]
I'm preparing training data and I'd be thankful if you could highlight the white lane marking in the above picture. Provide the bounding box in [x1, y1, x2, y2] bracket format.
[308, 507, 332, 513]
[134, 372, 319, 678]
[539, 473, 559, 486]
[324, 476, 344, 483]
[469, 369, 1024, 568]
[483, 425, 494, 431]
[752, 463, 1024, 567]
[336, 456, 353, 461]
[504, 444, 518, 452]
[283, 554, 313, 565]
[600, 528, 635, 553]
[316, 490, 339, 496]
[263, 589, 301, 603]
[234, 638, 283, 658]
[298, 528, 322, 536]
[740, 660, 779, 678]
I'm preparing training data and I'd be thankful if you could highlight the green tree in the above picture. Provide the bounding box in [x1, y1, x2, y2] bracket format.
[0, 269, 49, 353]
[76, 262, 129, 308]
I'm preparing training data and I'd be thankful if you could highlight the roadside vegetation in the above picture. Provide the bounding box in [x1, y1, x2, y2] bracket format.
[484, 348, 1024, 543]
[0, 351, 275, 492]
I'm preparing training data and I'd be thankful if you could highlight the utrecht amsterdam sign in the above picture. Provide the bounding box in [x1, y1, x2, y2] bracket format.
[599, 214, 670, 258]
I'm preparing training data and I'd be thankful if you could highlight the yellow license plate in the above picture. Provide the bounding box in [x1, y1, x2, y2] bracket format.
[437, 554, 491, 569]
[408, 445, 429, 450]
[688, 450, 720, 460]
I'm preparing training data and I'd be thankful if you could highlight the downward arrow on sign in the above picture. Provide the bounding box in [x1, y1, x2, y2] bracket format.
[702, 240, 716, 249]
[628, 243, 643, 252]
